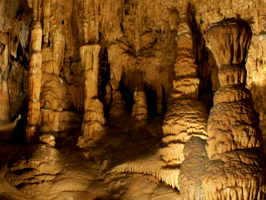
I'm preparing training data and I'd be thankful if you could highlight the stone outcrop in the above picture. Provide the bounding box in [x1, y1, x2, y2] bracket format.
[202, 18, 265, 200]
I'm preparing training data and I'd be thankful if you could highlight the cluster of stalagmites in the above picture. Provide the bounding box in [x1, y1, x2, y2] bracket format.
[110, 18, 266, 200]
[202, 18, 266, 200]
[111, 14, 209, 193]
[2, 0, 266, 198]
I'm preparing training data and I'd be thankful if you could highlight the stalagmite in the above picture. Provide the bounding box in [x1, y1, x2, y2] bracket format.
[202, 18, 265, 200]
[77, 44, 105, 147]
[132, 88, 148, 121]
[0, 80, 10, 125]
[25, 21, 42, 144]
[161, 14, 208, 173]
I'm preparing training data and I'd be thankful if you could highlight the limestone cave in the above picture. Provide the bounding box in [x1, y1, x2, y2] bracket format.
[0, 0, 266, 199]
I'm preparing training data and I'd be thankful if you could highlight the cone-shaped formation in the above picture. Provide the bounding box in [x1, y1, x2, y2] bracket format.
[25, 21, 42, 144]
[162, 15, 208, 167]
[203, 18, 265, 200]
[77, 44, 105, 147]
[108, 89, 128, 125]
[107, 44, 129, 123]
[132, 88, 148, 121]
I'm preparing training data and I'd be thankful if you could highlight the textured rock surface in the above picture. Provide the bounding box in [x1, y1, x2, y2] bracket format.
[0, 0, 266, 199]
[203, 18, 265, 200]
[179, 137, 208, 200]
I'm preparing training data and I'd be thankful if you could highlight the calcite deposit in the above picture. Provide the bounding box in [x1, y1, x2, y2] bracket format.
[202, 18, 265, 200]
[0, 0, 266, 200]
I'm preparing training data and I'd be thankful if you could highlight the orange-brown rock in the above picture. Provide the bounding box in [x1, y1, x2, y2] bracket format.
[78, 44, 105, 147]
[40, 109, 82, 133]
[25, 22, 42, 144]
[108, 90, 128, 124]
[213, 84, 253, 105]
[202, 150, 265, 200]
[203, 18, 265, 200]
[0, 33, 10, 125]
[179, 137, 208, 200]
[205, 18, 252, 68]
[207, 100, 262, 159]
[132, 88, 148, 121]
[1, 1, 266, 200]
[0, 80, 10, 125]
[162, 18, 208, 166]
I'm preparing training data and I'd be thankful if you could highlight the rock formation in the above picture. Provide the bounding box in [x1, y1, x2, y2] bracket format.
[0, 0, 266, 200]
[78, 44, 105, 147]
[202, 18, 265, 200]
[0, 33, 10, 126]
[160, 14, 208, 191]
[25, 21, 42, 144]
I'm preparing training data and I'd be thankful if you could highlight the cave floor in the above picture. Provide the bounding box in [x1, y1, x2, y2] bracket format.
[0, 116, 180, 200]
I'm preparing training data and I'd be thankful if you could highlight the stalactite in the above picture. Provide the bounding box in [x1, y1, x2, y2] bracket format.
[42, 0, 50, 44]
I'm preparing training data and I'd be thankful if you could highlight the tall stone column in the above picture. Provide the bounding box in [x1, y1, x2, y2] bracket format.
[161, 14, 208, 167]
[25, 21, 42, 144]
[0, 33, 10, 125]
[107, 44, 128, 123]
[148, 14, 210, 193]
[202, 18, 265, 200]
[132, 88, 148, 121]
[77, 44, 105, 147]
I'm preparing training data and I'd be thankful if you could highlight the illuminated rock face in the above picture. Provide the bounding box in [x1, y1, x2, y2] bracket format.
[161, 15, 208, 191]
[77, 44, 105, 147]
[202, 19, 265, 200]
[0, 33, 10, 126]
[25, 22, 42, 144]
[1, 1, 266, 200]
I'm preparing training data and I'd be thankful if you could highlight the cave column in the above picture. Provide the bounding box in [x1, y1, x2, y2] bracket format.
[25, 22, 42, 144]
[0, 33, 10, 125]
[132, 88, 148, 121]
[159, 13, 209, 192]
[202, 19, 264, 200]
[78, 44, 105, 147]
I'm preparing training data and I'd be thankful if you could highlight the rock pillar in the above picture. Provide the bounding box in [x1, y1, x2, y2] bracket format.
[25, 21, 42, 144]
[157, 14, 209, 191]
[132, 88, 148, 121]
[161, 15, 208, 167]
[77, 44, 105, 147]
[107, 44, 128, 123]
[202, 18, 265, 200]
[0, 33, 10, 125]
